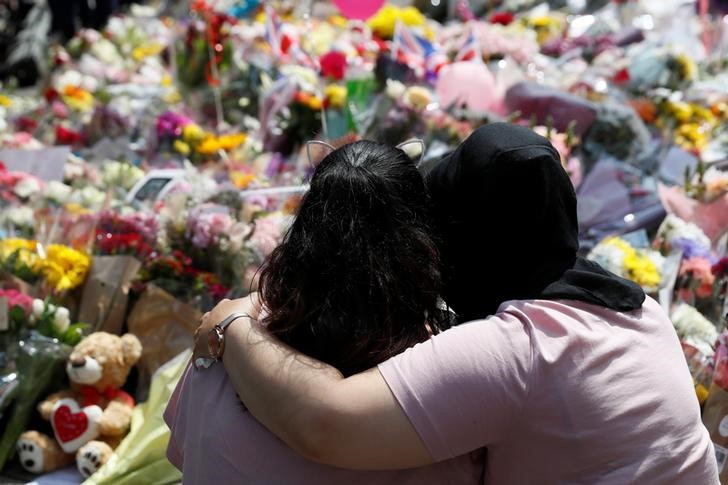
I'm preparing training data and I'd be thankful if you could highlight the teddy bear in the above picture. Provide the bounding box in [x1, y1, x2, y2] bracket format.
[16, 331, 142, 478]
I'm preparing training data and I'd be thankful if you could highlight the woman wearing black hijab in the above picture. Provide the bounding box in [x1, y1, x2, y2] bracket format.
[193, 123, 718, 483]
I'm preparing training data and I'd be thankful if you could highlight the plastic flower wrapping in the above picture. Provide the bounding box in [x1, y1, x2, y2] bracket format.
[0, 0, 727, 480]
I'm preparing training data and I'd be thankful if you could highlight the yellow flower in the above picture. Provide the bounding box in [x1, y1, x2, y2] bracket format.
[0, 239, 42, 273]
[603, 237, 661, 289]
[196, 135, 222, 156]
[132, 43, 163, 61]
[63, 203, 91, 216]
[329, 14, 348, 28]
[308, 96, 323, 111]
[675, 123, 708, 150]
[161, 74, 173, 87]
[676, 54, 696, 81]
[324, 84, 347, 108]
[666, 101, 693, 123]
[368, 5, 425, 39]
[696, 384, 709, 405]
[62, 86, 94, 112]
[0, 238, 37, 258]
[230, 171, 256, 189]
[42, 244, 91, 293]
[174, 139, 191, 156]
[0, 94, 12, 107]
[182, 123, 205, 143]
[217, 133, 247, 151]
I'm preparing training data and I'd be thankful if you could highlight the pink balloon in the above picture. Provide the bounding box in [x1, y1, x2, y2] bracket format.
[436, 62, 500, 113]
[333, 0, 384, 20]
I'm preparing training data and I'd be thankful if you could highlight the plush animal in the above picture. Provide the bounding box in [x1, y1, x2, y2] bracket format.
[16, 332, 142, 478]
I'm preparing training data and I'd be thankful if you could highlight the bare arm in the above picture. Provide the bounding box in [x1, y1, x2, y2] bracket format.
[196, 296, 434, 470]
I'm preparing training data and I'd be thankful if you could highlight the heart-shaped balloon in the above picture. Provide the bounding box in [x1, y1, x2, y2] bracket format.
[51, 398, 103, 453]
[333, 0, 384, 20]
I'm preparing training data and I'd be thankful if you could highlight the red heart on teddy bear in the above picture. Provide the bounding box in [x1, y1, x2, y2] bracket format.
[53, 404, 89, 443]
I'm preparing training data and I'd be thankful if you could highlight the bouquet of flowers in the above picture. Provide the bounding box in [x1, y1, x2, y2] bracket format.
[41, 243, 92, 294]
[0, 238, 42, 286]
[671, 303, 719, 357]
[94, 210, 158, 259]
[587, 236, 664, 291]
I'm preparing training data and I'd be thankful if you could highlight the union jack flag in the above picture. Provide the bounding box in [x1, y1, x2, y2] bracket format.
[454, 28, 481, 63]
[392, 22, 447, 75]
[265, 6, 318, 68]
[264, 6, 284, 56]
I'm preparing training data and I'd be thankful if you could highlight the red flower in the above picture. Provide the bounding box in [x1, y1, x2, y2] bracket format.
[280, 34, 293, 55]
[44, 87, 59, 102]
[16, 117, 38, 132]
[490, 11, 515, 25]
[713, 257, 728, 277]
[319, 51, 347, 80]
[56, 125, 85, 145]
[613, 68, 630, 85]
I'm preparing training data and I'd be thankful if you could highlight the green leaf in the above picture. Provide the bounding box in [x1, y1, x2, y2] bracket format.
[8, 305, 27, 326]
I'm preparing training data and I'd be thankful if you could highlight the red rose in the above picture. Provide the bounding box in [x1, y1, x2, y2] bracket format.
[319, 51, 347, 80]
[55, 125, 85, 145]
[489, 11, 515, 26]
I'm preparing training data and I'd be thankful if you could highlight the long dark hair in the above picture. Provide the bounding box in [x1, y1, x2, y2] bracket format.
[259, 140, 447, 376]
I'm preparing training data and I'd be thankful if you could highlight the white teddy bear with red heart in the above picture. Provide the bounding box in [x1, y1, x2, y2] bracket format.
[16, 332, 141, 478]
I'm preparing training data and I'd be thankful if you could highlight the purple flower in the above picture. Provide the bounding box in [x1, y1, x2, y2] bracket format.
[156, 112, 193, 139]
[672, 237, 717, 263]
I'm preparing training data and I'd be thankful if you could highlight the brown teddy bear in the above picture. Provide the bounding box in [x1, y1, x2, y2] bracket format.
[16, 332, 142, 478]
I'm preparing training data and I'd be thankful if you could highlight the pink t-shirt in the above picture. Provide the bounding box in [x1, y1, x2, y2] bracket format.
[378, 297, 719, 484]
[164, 362, 484, 484]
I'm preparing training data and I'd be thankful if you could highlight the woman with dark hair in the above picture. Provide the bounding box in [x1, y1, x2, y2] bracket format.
[194, 123, 718, 483]
[164, 140, 484, 483]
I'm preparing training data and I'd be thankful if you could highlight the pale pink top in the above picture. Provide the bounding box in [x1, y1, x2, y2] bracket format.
[379, 297, 719, 484]
[164, 362, 484, 484]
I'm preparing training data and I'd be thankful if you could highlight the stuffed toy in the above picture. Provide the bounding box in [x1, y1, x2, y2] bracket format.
[16, 332, 142, 478]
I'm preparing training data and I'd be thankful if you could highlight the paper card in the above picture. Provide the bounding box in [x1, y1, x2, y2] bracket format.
[0, 146, 70, 181]
[621, 229, 650, 248]
[0, 297, 7, 332]
[658, 250, 683, 313]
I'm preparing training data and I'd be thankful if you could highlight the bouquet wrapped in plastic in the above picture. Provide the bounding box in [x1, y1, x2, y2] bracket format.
[0, 333, 72, 471]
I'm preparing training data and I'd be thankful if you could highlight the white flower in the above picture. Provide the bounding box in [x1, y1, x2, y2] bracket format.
[53, 307, 71, 334]
[101, 161, 144, 190]
[657, 214, 711, 248]
[13, 177, 42, 199]
[90, 39, 124, 66]
[670, 303, 718, 357]
[587, 243, 626, 277]
[386, 79, 406, 99]
[1, 206, 34, 227]
[32, 299, 45, 318]
[46, 181, 73, 204]
[54, 70, 83, 91]
[71, 186, 107, 211]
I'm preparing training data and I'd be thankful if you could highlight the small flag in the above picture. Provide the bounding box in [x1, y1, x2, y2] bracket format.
[454, 27, 481, 63]
[264, 6, 284, 56]
[392, 22, 447, 74]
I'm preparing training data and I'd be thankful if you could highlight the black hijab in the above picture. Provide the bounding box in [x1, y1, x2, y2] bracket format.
[426, 123, 645, 322]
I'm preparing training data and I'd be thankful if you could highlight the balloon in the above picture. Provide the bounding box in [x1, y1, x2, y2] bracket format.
[435, 62, 499, 113]
[333, 0, 384, 20]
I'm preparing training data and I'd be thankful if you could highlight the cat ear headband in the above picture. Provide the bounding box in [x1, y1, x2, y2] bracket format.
[305, 139, 427, 169]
